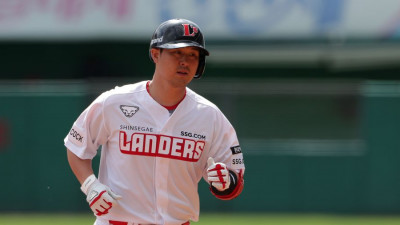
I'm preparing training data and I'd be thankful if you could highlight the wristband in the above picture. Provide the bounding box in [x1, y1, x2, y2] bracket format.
[210, 169, 244, 200]
[80, 174, 97, 195]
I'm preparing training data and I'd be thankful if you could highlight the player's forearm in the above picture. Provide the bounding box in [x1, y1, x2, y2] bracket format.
[66, 148, 94, 185]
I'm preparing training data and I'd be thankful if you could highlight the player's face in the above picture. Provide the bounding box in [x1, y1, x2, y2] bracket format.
[154, 47, 200, 87]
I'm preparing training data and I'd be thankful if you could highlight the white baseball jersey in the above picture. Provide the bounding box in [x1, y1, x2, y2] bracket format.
[64, 81, 245, 225]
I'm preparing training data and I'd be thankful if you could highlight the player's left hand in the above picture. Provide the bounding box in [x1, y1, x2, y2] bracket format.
[86, 180, 122, 216]
[207, 157, 230, 191]
[81, 175, 122, 216]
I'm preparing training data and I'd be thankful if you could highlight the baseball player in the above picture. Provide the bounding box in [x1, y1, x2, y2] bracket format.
[64, 18, 245, 225]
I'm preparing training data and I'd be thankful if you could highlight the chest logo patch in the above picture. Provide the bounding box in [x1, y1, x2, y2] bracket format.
[120, 105, 139, 118]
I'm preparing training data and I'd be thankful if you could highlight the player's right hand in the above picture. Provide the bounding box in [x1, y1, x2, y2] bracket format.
[81, 175, 122, 216]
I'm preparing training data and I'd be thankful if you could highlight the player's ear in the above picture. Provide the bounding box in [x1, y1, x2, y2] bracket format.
[150, 48, 161, 63]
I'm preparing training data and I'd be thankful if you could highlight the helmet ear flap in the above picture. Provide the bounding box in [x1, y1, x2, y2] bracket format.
[194, 54, 206, 79]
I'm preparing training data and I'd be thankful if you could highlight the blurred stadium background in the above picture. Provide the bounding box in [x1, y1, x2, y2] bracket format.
[1, 0, 400, 224]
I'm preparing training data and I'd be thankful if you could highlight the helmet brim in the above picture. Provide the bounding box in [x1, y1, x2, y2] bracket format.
[158, 41, 210, 56]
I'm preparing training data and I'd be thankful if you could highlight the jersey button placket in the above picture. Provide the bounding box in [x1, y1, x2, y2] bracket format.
[154, 151, 170, 221]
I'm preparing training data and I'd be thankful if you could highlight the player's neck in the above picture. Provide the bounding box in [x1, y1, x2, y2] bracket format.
[147, 80, 186, 108]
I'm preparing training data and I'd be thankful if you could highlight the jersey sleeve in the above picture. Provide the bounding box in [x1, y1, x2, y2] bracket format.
[203, 109, 245, 200]
[64, 92, 110, 160]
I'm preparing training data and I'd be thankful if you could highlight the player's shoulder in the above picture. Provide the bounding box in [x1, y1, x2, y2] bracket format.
[185, 87, 220, 112]
[185, 88, 233, 126]
[109, 81, 146, 95]
[97, 81, 147, 101]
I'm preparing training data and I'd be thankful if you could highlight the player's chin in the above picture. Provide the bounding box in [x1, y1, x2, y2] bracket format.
[171, 76, 193, 87]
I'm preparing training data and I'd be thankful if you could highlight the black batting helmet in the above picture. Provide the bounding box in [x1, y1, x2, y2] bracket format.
[149, 18, 210, 79]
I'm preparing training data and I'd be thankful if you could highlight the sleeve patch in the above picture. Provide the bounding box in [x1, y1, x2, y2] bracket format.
[230, 145, 242, 155]
[68, 127, 85, 147]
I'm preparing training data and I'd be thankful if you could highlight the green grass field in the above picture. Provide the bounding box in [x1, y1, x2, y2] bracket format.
[1, 213, 400, 225]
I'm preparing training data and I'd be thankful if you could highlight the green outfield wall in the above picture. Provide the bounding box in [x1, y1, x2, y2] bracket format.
[1, 80, 400, 213]
[1, 42, 400, 80]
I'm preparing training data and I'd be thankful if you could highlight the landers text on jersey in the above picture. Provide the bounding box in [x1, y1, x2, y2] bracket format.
[119, 131, 205, 162]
